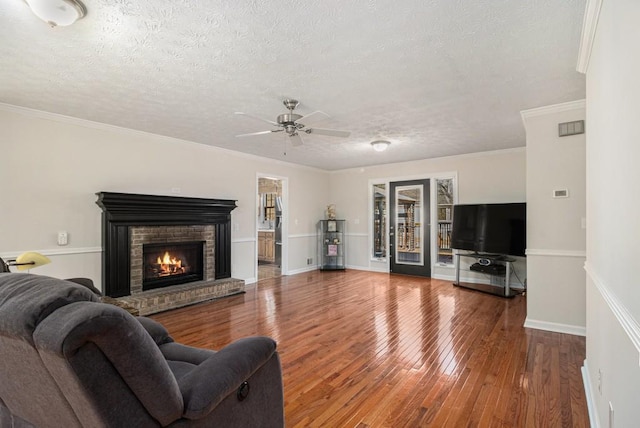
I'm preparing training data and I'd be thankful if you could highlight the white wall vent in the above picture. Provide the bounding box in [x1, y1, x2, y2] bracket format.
[553, 189, 569, 198]
[558, 120, 585, 137]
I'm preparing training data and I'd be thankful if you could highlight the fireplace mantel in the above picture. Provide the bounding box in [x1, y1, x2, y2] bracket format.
[96, 192, 237, 297]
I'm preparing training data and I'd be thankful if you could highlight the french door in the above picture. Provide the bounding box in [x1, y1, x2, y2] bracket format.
[389, 179, 431, 277]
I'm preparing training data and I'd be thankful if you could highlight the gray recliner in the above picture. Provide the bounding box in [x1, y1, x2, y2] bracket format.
[0, 273, 284, 427]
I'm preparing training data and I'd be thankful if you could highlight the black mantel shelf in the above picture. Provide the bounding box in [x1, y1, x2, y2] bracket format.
[96, 192, 237, 298]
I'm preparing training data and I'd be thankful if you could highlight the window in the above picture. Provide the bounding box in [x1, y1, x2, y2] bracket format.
[372, 183, 386, 259]
[436, 178, 454, 265]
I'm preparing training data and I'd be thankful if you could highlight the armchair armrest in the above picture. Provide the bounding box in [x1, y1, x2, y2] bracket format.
[136, 316, 174, 346]
[179, 336, 277, 419]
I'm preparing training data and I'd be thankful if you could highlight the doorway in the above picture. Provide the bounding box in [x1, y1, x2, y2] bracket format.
[389, 179, 431, 277]
[257, 176, 285, 281]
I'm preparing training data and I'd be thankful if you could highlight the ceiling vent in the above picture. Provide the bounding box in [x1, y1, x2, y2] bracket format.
[558, 120, 585, 137]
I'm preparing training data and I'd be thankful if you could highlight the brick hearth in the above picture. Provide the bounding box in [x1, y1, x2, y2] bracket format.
[114, 277, 245, 316]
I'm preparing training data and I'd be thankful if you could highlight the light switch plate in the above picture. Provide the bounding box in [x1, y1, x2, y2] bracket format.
[57, 231, 68, 246]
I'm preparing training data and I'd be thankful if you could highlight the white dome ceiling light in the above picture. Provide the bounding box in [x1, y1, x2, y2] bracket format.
[25, 0, 86, 27]
[370, 140, 391, 152]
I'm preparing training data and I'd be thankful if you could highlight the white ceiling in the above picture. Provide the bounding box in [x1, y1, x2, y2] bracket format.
[0, 0, 586, 171]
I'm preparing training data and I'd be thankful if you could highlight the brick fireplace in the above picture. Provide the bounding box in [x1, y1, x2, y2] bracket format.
[132, 227, 211, 292]
[96, 192, 243, 314]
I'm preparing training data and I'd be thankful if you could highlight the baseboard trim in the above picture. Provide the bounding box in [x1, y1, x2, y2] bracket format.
[345, 264, 378, 272]
[287, 265, 318, 275]
[244, 277, 258, 285]
[524, 317, 586, 336]
[432, 272, 456, 282]
[582, 359, 601, 428]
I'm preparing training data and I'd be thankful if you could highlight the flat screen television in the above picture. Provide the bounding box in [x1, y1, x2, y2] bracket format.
[450, 203, 526, 257]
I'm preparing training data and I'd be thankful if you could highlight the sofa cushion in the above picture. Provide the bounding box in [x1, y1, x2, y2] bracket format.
[0, 273, 99, 344]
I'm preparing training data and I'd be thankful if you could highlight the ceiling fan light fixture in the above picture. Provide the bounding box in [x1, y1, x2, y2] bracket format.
[371, 140, 391, 152]
[25, 0, 86, 27]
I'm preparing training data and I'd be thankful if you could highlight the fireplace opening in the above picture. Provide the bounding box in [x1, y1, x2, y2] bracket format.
[143, 241, 205, 291]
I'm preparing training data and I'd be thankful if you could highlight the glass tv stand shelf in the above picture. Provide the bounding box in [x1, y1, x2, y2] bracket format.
[453, 252, 515, 298]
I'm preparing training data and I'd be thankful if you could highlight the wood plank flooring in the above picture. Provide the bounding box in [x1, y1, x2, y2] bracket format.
[150, 270, 589, 427]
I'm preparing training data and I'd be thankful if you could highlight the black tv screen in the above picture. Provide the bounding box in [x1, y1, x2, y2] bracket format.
[450, 203, 526, 256]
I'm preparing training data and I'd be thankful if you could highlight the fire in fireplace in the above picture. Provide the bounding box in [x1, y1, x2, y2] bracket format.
[143, 241, 204, 291]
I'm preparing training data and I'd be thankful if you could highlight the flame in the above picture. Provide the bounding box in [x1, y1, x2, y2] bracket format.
[157, 251, 182, 268]
[155, 251, 185, 276]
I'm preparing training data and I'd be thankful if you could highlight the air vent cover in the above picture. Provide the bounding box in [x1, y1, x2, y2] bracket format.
[558, 120, 585, 137]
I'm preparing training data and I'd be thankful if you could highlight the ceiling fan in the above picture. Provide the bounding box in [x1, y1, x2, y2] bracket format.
[234, 99, 351, 147]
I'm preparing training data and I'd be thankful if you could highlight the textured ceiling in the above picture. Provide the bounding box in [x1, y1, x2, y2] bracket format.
[0, 0, 586, 170]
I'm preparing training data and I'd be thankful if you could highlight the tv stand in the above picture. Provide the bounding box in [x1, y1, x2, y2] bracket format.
[453, 252, 515, 298]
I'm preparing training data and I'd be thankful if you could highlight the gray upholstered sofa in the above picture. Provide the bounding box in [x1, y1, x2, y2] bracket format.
[0, 273, 284, 427]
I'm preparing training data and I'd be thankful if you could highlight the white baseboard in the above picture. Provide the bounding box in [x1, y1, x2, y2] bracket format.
[286, 265, 318, 275]
[345, 264, 386, 272]
[582, 359, 600, 428]
[432, 272, 456, 281]
[243, 277, 257, 285]
[524, 317, 586, 336]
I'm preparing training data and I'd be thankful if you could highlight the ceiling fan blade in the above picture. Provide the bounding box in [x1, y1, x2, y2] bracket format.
[236, 130, 278, 138]
[305, 128, 351, 138]
[289, 133, 304, 147]
[234, 112, 280, 126]
[296, 111, 330, 126]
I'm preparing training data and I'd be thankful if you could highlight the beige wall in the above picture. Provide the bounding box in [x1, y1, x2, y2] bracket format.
[0, 106, 330, 287]
[329, 149, 526, 280]
[521, 101, 586, 335]
[583, 0, 640, 425]
[0, 104, 527, 289]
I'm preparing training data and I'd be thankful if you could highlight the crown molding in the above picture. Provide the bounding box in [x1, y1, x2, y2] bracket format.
[331, 147, 526, 174]
[576, 0, 604, 74]
[0, 102, 328, 174]
[520, 99, 586, 122]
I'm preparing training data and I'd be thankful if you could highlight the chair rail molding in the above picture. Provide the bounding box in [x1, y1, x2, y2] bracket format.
[0, 247, 102, 259]
[584, 261, 640, 355]
[525, 248, 586, 258]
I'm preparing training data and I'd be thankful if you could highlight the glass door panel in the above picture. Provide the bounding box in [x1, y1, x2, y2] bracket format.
[394, 184, 424, 265]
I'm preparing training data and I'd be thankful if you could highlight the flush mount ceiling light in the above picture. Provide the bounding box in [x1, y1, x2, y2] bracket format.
[25, 0, 86, 27]
[370, 140, 391, 152]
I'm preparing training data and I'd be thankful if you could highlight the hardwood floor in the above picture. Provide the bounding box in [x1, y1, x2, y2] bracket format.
[150, 270, 589, 427]
[258, 262, 281, 281]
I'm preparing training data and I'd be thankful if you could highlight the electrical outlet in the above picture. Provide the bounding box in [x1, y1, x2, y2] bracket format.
[307, 258, 313, 265]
